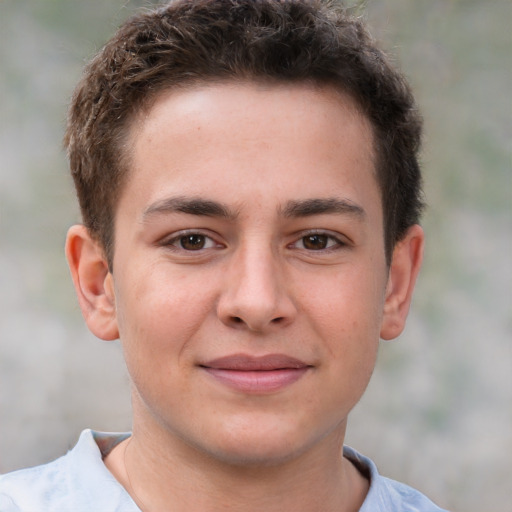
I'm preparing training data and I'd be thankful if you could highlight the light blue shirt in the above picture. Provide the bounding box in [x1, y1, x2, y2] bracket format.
[0, 430, 448, 511]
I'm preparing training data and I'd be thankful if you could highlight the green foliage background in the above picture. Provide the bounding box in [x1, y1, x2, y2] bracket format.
[1, 1, 510, 510]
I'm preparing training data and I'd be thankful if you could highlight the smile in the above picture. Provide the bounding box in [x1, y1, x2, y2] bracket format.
[200, 354, 312, 394]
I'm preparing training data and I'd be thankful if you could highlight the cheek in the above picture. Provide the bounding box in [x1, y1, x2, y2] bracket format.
[299, 266, 384, 401]
[114, 266, 218, 360]
[302, 267, 385, 340]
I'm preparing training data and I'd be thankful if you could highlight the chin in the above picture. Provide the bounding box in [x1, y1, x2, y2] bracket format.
[196, 415, 331, 468]
[206, 441, 306, 468]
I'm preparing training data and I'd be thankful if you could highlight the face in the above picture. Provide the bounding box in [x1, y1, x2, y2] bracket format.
[109, 82, 389, 465]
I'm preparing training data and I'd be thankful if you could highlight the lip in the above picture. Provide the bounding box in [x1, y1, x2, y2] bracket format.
[200, 354, 312, 394]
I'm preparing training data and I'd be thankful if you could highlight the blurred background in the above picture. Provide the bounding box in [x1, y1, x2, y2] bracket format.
[0, 1, 510, 510]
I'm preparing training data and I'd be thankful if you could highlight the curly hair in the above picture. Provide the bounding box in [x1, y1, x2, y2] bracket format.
[65, 0, 423, 266]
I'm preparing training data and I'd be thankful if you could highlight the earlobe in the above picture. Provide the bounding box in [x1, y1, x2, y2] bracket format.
[65, 225, 119, 341]
[380, 224, 424, 341]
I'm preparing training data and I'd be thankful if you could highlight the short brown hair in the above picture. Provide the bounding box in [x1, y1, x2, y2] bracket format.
[65, 0, 423, 267]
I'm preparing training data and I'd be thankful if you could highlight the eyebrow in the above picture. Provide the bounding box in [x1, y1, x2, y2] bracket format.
[143, 196, 237, 220]
[282, 198, 366, 219]
[142, 196, 365, 222]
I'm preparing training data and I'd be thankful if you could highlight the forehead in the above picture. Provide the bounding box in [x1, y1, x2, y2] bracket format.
[130, 80, 374, 155]
[120, 81, 380, 223]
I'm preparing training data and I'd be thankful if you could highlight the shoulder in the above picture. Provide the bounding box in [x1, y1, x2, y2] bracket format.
[375, 476, 449, 512]
[0, 449, 69, 512]
[343, 446, 450, 512]
[0, 430, 137, 512]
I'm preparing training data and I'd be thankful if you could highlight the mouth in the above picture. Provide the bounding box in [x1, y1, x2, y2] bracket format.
[199, 354, 312, 394]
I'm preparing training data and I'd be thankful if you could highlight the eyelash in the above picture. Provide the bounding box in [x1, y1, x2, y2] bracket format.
[161, 230, 222, 252]
[160, 229, 347, 253]
[289, 231, 348, 252]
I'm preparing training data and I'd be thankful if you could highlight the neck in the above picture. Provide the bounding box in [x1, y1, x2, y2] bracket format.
[105, 409, 368, 512]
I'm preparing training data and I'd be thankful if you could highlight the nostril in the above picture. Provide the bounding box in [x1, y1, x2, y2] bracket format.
[271, 317, 285, 324]
[232, 317, 243, 323]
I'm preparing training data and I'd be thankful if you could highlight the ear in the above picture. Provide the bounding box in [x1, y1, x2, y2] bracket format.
[65, 224, 119, 341]
[380, 224, 424, 341]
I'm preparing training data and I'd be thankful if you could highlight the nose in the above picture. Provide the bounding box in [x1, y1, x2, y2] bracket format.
[217, 244, 297, 333]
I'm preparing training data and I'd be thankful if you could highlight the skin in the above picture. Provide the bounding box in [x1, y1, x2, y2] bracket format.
[66, 82, 424, 511]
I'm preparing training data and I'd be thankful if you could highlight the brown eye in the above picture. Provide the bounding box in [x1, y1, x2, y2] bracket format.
[302, 234, 329, 250]
[180, 234, 206, 250]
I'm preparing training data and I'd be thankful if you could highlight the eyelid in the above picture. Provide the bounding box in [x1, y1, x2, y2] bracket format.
[289, 229, 350, 251]
[159, 229, 224, 250]
[157, 228, 350, 252]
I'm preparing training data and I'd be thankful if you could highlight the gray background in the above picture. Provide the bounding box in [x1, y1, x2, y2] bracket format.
[1, 1, 511, 511]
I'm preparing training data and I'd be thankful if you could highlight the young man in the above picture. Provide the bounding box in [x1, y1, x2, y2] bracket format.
[0, 0, 448, 510]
